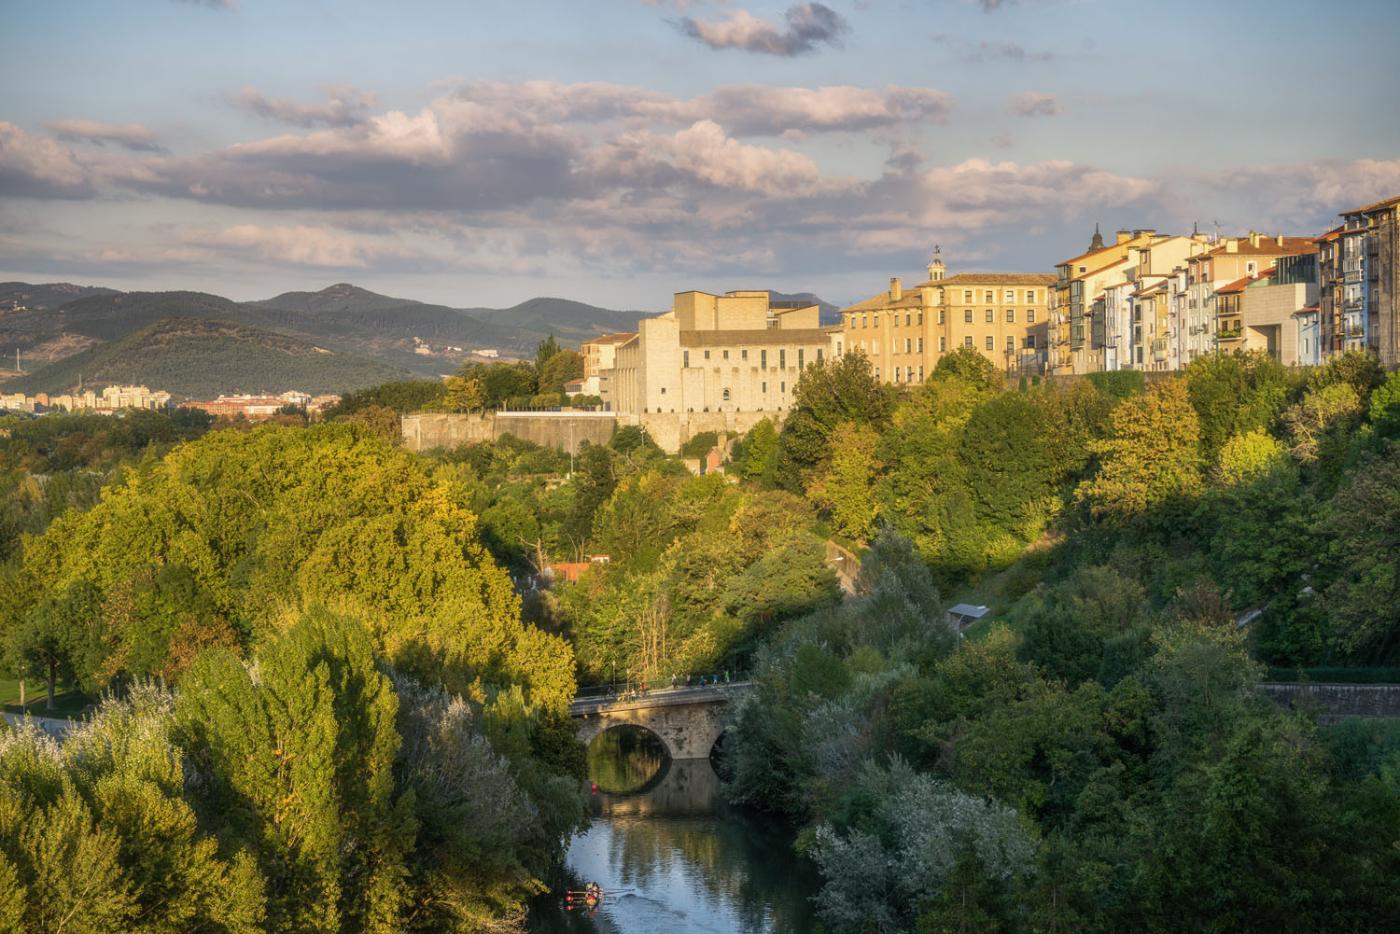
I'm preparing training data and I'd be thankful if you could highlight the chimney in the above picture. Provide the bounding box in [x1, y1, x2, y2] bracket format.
[1248, 231, 1261, 248]
[1275, 234, 1284, 247]
[1116, 230, 1131, 245]
[889, 276, 902, 301]
[1225, 239, 1239, 254]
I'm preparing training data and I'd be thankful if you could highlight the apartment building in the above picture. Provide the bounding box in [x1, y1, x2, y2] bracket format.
[839, 253, 1054, 381]
[1050, 228, 1164, 374]
[1324, 195, 1400, 368]
[579, 331, 636, 396]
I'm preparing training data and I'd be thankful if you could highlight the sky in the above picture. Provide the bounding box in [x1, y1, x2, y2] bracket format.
[2, 0, 1398, 311]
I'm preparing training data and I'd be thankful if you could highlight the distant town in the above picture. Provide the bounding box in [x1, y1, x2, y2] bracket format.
[0, 386, 340, 419]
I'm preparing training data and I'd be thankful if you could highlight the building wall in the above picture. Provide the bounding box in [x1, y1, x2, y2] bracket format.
[1241, 281, 1318, 366]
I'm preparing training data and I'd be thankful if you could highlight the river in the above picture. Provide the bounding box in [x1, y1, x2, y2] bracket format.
[528, 728, 821, 933]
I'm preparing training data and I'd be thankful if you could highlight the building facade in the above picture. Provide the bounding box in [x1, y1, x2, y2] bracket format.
[1326, 195, 1400, 368]
[839, 255, 1054, 381]
[600, 290, 833, 416]
[579, 331, 636, 396]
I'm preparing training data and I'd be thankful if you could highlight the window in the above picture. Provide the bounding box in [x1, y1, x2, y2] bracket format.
[722, 387, 730, 401]
[894, 368, 901, 383]
[964, 336, 973, 349]
[905, 338, 912, 353]
[917, 337, 924, 352]
[781, 382, 786, 393]
[1027, 335, 1036, 348]
[985, 309, 994, 323]
[905, 313, 912, 326]
[1006, 309, 1015, 323]
[722, 349, 729, 360]
[1006, 336, 1015, 350]
[798, 349, 804, 369]
[938, 310, 945, 324]
[1078, 266, 1086, 274]
[761, 349, 767, 368]
[984, 290, 994, 303]
[660, 387, 666, 394]
[939, 336, 946, 351]
[1005, 289, 1015, 302]
[917, 312, 924, 326]
[762, 381, 767, 393]
[906, 367, 913, 382]
[704, 350, 710, 360]
[683, 351, 689, 368]
[847, 315, 855, 329]
[861, 315, 867, 328]
[964, 309, 973, 323]
[1026, 289, 1036, 303]
[1027, 309, 1036, 323]
[817, 348, 824, 363]
[918, 366, 924, 381]
[742, 348, 748, 361]
[985, 335, 994, 351]
[963, 290, 973, 303]
[780, 349, 787, 369]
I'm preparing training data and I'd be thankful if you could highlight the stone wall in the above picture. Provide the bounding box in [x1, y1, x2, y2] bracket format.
[403, 408, 785, 455]
[401, 412, 617, 454]
[1258, 682, 1400, 723]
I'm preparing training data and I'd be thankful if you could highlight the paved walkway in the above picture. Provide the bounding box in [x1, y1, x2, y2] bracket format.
[2, 711, 76, 738]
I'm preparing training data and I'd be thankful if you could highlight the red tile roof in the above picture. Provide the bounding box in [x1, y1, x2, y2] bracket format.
[1215, 266, 1276, 294]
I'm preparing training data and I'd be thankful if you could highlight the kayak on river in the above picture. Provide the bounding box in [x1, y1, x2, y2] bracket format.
[564, 882, 605, 911]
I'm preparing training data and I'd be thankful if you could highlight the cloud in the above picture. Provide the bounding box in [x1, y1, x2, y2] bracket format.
[677, 3, 849, 56]
[45, 119, 164, 152]
[0, 123, 95, 198]
[447, 80, 951, 136]
[171, 0, 237, 8]
[933, 35, 1053, 63]
[186, 223, 399, 268]
[231, 86, 377, 128]
[1010, 91, 1060, 117]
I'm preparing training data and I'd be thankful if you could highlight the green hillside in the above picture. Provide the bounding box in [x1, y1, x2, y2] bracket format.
[462, 295, 647, 343]
[0, 281, 118, 311]
[6, 317, 411, 398]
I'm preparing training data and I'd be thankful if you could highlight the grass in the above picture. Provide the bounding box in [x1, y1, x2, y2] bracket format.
[0, 678, 92, 719]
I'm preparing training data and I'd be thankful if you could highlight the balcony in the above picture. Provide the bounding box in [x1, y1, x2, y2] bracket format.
[1217, 326, 1243, 341]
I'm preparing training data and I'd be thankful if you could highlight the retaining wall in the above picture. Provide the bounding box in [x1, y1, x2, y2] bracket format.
[1258, 682, 1400, 723]
[402, 412, 617, 454]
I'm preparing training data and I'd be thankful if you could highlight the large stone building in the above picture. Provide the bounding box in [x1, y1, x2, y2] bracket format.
[1050, 228, 1165, 374]
[600, 290, 833, 417]
[839, 253, 1055, 381]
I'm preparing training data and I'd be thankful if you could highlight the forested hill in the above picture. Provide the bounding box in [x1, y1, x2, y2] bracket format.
[0, 281, 118, 310]
[6, 316, 411, 397]
[462, 296, 648, 344]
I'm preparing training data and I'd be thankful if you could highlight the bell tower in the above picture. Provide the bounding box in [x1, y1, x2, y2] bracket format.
[1090, 223, 1105, 252]
[926, 245, 946, 282]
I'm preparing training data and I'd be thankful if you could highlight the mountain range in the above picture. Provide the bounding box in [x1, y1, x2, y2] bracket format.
[0, 281, 839, 398]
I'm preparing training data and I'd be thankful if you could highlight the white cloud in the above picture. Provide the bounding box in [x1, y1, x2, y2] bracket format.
[678, 3, 849, 56]
[45, 119, 164, 152]
[0, 122, 94, 198]
[231, 86, 377, 128]
[1009, 91, 1060, 117]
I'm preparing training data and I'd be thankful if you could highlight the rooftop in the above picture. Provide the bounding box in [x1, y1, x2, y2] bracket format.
[678, 328, 832, 347]
[1216, 265, 1276, 295]
[1342, 193, 1400, 216]
[934, 272, 1057, 287]
[583, 331, 637, 345]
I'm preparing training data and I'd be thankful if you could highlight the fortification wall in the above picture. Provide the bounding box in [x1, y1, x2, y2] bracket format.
[403, 409, 783, 455]
[401, 412, 617, 454]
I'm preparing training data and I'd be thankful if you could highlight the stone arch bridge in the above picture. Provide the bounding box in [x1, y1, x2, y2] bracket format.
[569, 683, 753, 760]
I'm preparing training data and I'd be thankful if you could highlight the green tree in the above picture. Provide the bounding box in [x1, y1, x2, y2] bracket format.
[733, 418, 779, 485]
[174, 610, 415, 932]
[1320, 447, 1400, 662]
[538, 348, 584, 394]
[534, 334, 561, 375]
[1077, 378, 1203, 524]
[807, 421, 882, 543]
[933, 346, 1002, 393]
[776, 352, 894, 486]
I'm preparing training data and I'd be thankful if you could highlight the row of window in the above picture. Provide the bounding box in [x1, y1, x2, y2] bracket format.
[850, 306, 1041, 328]
[682, 348, 822, 369]
[850, 311, 926, 329]
[962, 289, 1040, 304]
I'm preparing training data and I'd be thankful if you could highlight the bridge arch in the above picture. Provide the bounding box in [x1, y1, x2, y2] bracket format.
[572, 686, 748, 761]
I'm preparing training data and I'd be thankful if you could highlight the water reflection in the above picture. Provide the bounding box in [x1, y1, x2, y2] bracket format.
[529, 742, 819, 933]
[587, 726, 669, 795]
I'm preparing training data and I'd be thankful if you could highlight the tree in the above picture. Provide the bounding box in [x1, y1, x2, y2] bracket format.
[933, 346, 1002, 393]
[534, 334, 561, 375]
[734, 418, 779, 485]
[437, 373, 485, 413]
[961, 391, 1055, 537]
[1183, 351, 1293, 463]
[538, 349, 584, 395]
[776, 352, 894, 484]
[1077, 378, 1203, 524]
[174, 611, 415, 931]
[806, 421, 882, 542]
[1320, 447, 1400, 662]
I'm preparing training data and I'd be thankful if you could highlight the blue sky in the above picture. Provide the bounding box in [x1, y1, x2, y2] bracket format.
[2, 0, 1397, 309]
